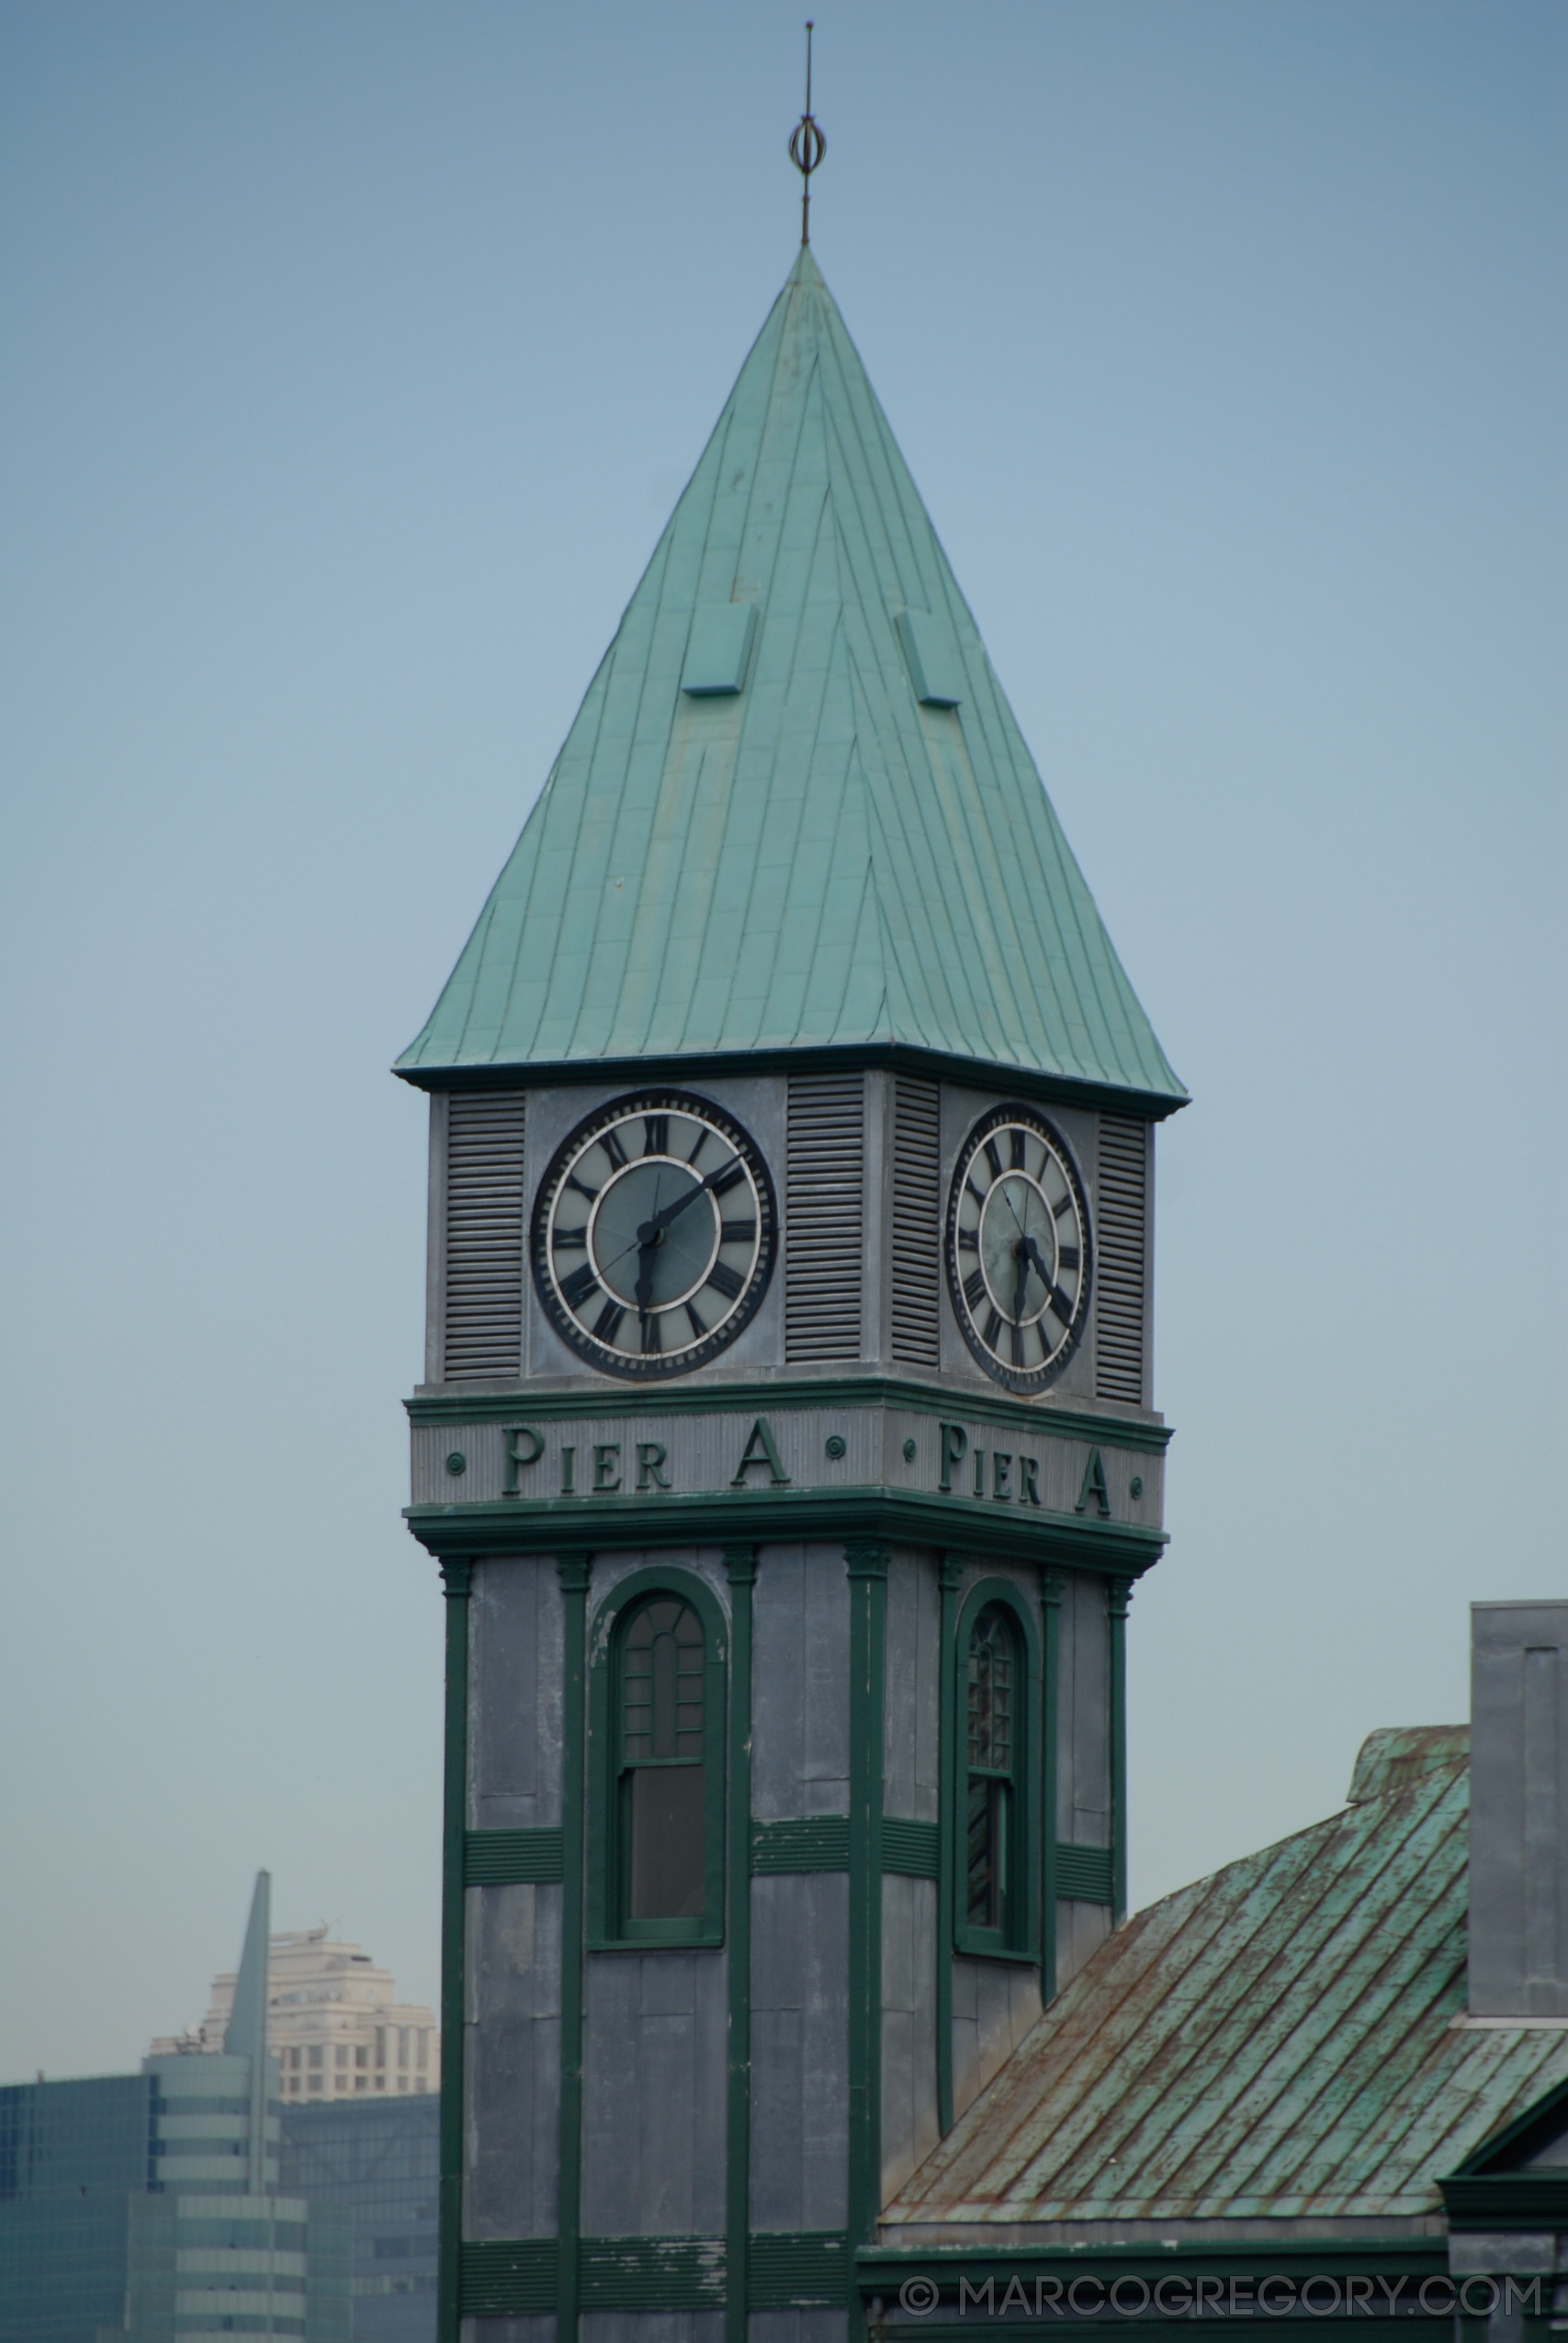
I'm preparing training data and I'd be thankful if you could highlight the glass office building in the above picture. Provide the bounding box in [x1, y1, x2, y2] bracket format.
[0, 1877, 351, 2343]
[279, 2099, 437, 2341]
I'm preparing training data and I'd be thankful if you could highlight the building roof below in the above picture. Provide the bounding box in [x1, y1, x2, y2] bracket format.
[886, 1726, 1568, 2234]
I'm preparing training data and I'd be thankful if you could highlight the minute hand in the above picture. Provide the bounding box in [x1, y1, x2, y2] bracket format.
[643, 1160, 737, 1239]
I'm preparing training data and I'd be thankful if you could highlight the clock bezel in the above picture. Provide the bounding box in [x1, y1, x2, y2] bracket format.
[531, 1087, 778, 1382]
[944, 1102, 1094, 1395]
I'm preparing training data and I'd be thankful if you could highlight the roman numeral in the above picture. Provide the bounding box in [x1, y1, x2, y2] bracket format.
[1053, 1194, 1075, 1221]
[720, 1217, 756, 1245]
[1049, 1285, 1076, 1325]
[983, 1307, 1004, 1350]
[964, 1177, 987, 1209]
[640, 1310, 662, 1354]
[1011, 1323, 1026, 1367]
[1010, 1128, 1028, 1170]
[687, 1126, 710, 1166]
[565, 1173, 600, 1205]
[963, 1268, 987, 1310]
[552, 1226, 588, 1251]
[957, 1228, 978, 1253]
[1058, 1246, 1080, 1271]
[708, 1159, 746, 1196]
[685, 1300, 708, 1341]
[983, 1138, 1004, 1182]
[600, 1126, 628, 1172]
[592, 1298, 625, 1344]
[707, 1261, 744, 1302]
[560, 1262, 599, 1309]
[644, 1115, 669, 1157]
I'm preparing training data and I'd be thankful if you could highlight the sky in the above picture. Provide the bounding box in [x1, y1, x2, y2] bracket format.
[2, 0, 1563, 2083]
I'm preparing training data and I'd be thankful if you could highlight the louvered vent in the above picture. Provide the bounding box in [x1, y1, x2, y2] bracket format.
[1094, 1116, 1147, 1406]
[784, 1074, 864, 1362]
[443, 1092, 526, 1382]
[891, 1078, 941, 1367]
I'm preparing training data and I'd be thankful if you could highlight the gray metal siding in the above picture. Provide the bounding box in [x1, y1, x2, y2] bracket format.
[784, 1075, 864, 1363]
[883, 1553, 940, 1828]
[750, 1546, 851, 1821]
[470, 1561, 564, 1830]
[881, 1875, 939, 2202]
[890, 1080, 941, 1367]
[444, 1090, 527, 1382]
[1058, 1573, 1111, 1850]
[464, 1883, 562, 2239]
[749, 1873, 851, 2233]
[580, 1953, 728, 2238]
[950, 1959, 1042, 2123]
[1093, 1116, 1148, 1407]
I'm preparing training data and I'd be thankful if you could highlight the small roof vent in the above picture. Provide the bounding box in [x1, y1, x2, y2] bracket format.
[682, 602, 757, 696]
[897, 607, 963, 707]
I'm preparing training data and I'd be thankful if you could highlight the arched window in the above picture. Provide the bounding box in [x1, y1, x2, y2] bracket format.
[619, 1595, 706, 1921]
[965, 1604, 1019, 1940]
[951, 1580, 1038, 1960]
[588, 1568, 726, 1949]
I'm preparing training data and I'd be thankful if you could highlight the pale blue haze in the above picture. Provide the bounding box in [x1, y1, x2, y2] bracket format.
[1, 0, 1562, 2079]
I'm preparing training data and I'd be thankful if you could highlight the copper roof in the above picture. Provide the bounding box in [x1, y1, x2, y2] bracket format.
[887, 1727, 1568, 2229]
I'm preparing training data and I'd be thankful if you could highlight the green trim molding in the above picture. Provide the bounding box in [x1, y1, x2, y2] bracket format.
[845, 1540, 888, 2318]
[1040, 1568, 1063, 2007]
[408, 1372, 1173, 1454]
[396, 1040, 1187, 1127]
[406, 1484, 1164, 1579]
[1055, 1842, 1114, 1904]
[464, 1827, 562, 1885]
[554, 1552, 591, 2343]
[723, 1545, 756, 2343]
[458, 2230, 850, 2316]
[434, 1557, 471, 2343]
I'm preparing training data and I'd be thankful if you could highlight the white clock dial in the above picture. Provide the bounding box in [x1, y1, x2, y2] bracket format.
[946, 1106, 1091, 1392]
[532, 1092, 775, 1379]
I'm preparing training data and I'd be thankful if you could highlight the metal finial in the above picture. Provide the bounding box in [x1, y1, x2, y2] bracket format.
[787, 21, 826, 246]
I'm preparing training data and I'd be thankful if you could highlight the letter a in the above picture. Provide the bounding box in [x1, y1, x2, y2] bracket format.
[731, 1417, 791, 1488]
[1075, 1447, 1111, 1518]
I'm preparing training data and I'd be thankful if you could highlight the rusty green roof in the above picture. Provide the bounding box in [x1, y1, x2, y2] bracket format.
[397, 248, 1185, 1110]
[887, 1727, 1568, 2230]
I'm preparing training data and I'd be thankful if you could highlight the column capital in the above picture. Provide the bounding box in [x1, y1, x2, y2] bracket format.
[437, 1557, 473, 1601]
[722, 1544, 758, 1587]
[555, 1552, 592, 1594]
[844, 1541, 890, 1580]
[939, 1551, 966, 1592]
[1107, 1575, 1135, 1621]
[1040, 1568, 1066, 1608]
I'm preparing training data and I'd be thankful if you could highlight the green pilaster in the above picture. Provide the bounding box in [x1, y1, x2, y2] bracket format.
[1108, 1577, 1133, 1924]
[556, 1552, 592, 2343]
[723, 1545, 756, 2343]
[436, 1557, 472, 2343]
[1041, 1571, 1064, 2006]
[845, 1540, 888, 2311]
[935, 1552, 964, 2138]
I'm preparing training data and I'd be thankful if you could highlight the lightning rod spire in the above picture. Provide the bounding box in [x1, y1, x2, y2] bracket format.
[787, 21, 826, 246]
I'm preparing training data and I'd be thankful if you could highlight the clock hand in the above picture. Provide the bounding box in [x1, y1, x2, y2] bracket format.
[638, 1158, 736, 1240]
[1011, 1242, 1031, 1329]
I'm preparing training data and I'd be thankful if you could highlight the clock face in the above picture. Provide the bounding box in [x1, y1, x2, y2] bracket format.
[532, 1091, 776, 1379]
[946, 1105, 1091, 1392]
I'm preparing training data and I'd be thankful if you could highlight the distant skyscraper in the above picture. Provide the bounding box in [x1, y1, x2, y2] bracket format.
[153, 1924, 438, 2104]
[0, 1873, 351, 2343]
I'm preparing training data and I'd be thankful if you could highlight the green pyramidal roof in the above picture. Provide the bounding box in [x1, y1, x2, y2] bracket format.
[398, 248, 1184, 1109]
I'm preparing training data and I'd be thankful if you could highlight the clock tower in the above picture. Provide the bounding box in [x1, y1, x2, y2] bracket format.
[398, 243, 1185, 2342]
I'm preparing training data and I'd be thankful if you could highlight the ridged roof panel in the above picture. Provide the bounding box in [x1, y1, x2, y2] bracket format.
[398, 249, 1184, 1104]
[888, 1728, 1568, 2224]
